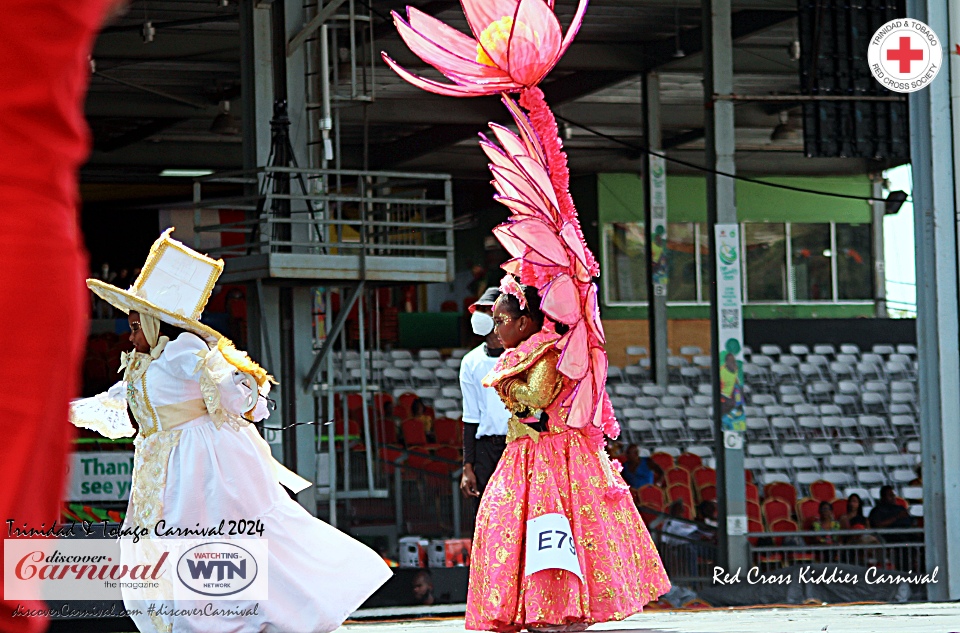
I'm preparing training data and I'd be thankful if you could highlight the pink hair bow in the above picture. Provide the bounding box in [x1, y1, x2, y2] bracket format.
[499, 274, 527, 310]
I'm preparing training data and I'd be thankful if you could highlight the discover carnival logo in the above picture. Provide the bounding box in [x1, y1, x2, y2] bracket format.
[176, 542, 259, 597]
[868, 19, 943, 93]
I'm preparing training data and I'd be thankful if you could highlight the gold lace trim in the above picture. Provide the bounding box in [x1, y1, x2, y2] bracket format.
[127, 430, 182, 533]
[506, 416, 541, 443]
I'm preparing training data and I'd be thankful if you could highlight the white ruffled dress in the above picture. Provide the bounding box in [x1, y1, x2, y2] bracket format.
[70, 332, 391, 633]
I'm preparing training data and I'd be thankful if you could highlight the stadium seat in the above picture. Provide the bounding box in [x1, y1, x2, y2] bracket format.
[433, 417, 460, 446]
[637, 484, 666, 510]
[699, 485, 717, 502]
[677, 452, 703, 472]
[665, 467, 691, 487]
[796, 497, 820, 525]
[745, 482, 760, 504]
[747, 501, 762, 524]
[809, 479, 836, 502]
[650, 451, 675, 472]
[764, 481, 797, 508]
[693, 467, 717, 491]
[831, 497, 848, 518]
[762, 498, 791, 526]
[667, 484, 695, 519]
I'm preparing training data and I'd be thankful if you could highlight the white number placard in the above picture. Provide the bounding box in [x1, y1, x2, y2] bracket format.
[525, 513, 583, 581]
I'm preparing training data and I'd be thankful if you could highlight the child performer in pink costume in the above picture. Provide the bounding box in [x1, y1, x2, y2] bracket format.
[466, 284, 669, 632]
[382, 1, 670, 629]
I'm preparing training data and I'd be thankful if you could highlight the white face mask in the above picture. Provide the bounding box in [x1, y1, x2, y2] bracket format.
[471, 310, 495, 336]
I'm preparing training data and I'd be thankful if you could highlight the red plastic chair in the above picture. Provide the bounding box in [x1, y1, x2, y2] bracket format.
[832, 497, 848, 518]
[747, 500, 762, 524]
[401, 418, 429, 447]
[637, 484, 665, 510]
[664, 467, 691, 488]
[693, 466, 717, 491]
[375, 418, 399, 445]
[809, 479, 836, 503]
[650, 451, 675, 472]
[433, 417, 460, 446]
[762, 498, 791, 526]
[372, 392, 393, 414]
[667, 484, 695, 519]
[764, 481, 798, 509]
[699, 484, 717, 502]
[770, 518, 815, 563]
[745, 482, 760, 504]
[744, 469, 755, 484]
[676, 452, 703, 472]
[397, 392, 418, 412]
[796, 497, 820, 525]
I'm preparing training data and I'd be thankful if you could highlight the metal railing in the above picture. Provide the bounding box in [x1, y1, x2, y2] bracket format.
[645, 511, 720, 589]
[192, 167, 454, 268]
[747, 528, 925, 572]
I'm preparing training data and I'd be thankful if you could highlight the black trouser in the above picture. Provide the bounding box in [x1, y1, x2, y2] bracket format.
[472, 434, 507, 515]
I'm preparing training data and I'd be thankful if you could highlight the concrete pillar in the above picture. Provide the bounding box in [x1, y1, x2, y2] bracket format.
[909, 0, 960, 600]
[642, 72, 670, 387]
[703, 0, 749, 572]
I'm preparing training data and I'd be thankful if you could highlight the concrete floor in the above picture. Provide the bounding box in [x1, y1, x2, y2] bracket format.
[340, 603, 960, 633]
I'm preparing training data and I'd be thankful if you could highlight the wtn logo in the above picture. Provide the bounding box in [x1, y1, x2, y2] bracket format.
[176, 542, 259, 597]
[185, 558, 247, 581]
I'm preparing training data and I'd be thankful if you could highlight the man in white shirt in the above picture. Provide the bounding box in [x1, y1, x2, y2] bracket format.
[459, 288, 511, 513]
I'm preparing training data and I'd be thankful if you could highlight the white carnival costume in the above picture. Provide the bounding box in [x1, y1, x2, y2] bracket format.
[70, 229, 391, 633]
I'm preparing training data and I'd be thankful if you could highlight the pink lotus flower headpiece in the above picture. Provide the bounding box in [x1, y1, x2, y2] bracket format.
[499, 274, 527, 310]
[381, 0, 588, 97]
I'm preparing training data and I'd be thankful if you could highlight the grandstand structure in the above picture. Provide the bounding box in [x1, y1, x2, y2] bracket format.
[68, 0, 960, 610]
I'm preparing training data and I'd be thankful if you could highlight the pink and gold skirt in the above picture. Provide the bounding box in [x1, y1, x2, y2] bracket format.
[465, 427, 670, 632]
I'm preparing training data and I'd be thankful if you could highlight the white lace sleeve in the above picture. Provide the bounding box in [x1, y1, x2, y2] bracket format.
[194, 348, 271, 430]
[69, 381, 136, 439]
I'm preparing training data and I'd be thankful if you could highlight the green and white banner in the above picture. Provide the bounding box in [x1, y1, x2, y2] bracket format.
[715, 224, 746, 432]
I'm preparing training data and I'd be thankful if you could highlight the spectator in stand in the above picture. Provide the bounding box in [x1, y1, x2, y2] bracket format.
[840, 493, 882, 552]
[412, 570, 436, 606]
[812, 501, 841, 545]
[869, 485, 914, 529]
[621, 443, 664, 492]
[410, 398, 434, 437]
[459, 289, 510, 514]
[840, 493, 869, 530]
[698, 500, 719, 534]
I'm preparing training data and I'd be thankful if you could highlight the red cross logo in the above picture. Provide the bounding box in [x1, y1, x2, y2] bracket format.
[887, 36, 924, 73]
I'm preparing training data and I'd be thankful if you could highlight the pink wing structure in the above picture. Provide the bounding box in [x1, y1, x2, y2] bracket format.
[484, 95, 617, 439]
[384, 0, 618, 438]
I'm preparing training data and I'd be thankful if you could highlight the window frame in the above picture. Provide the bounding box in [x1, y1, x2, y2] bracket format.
[600, 220, 874, 307]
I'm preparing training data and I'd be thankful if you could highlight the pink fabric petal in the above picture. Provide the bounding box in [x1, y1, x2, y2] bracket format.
[506, 0, 562, 86]
[501, 258, 523, 277]
[557, 322, 589, 380]
[502, 96, 548, 169]
[564, 378, 593, 429]
[493, 195, 544, 219]
[406, 6, 481, 60]
[489, 123, 529, 159]
[540, 274, 581, 324]
[480, 137, 518, 172]
[489, 165, 552, 218]
[504, 218, 570, 267]
[492, 223, 527, 258]
[461, 0, 523, 50]
[514, 154, 560, 215]
[560, 222, 591, 281]
[395, 12, 504, 80]
[523, 249, 563, 268]
[584, 284, 605, 344]
[381, 53, 504, 96]
[559, 0, 590, 58]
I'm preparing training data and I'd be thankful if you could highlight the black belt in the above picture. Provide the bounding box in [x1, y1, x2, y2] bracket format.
[476, 434, 507, 442]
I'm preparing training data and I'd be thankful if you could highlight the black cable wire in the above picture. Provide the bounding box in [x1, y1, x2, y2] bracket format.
[554, 114, 912, 205]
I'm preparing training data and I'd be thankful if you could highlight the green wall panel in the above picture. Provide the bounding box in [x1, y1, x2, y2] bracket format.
[598, 173, 872, 224]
